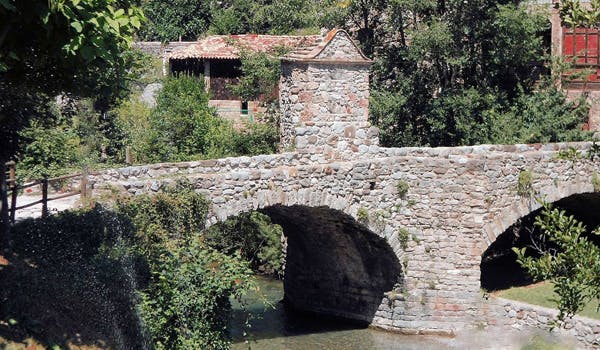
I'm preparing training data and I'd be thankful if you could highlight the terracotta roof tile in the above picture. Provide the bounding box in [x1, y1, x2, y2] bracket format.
[169, 34, 321, 60]
[283, 29, 371, 63]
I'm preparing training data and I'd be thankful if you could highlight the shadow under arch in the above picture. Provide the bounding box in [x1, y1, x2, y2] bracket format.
[481, 192, 600, 291]
[257, 205, 403, 324]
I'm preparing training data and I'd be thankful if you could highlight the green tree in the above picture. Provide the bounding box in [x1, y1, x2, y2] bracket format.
[116, 181, 255, 350]
[205, 211, 285, 277]
[366, 1, 590, 147]
[17, 120, 80, 181]
[319, 0, 388, 56]
[138, 0, 211, 41]
[0, 0, 144, 162]
[209, 0, 317, 35]
[514, 203, 600, 321]
[0, 0, 143, 92]
[228, 47, 285, 102]
[560, 0, 600, 27]
[141, 75, 235, 162]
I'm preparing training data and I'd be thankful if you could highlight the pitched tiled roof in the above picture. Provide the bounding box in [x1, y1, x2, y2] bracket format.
[169, 34, 321, 60]
[283, 29, 370, 62]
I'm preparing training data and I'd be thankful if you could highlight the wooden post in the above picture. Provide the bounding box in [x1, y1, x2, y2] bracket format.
[0, 162, 9, 245]
[203, 60, 211, 92]
[9, 162, 16, 223]
[80, 167, 88, 200]
[125, 146, 132, 165]
[41, 178, 48, 218]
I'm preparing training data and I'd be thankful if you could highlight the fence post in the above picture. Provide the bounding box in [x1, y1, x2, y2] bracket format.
[0, 162, 9, 246]
[9, 162, 16, 223]
[41, 177, 48, 218]
[125, 146, 132, 165]
[80, 167, 88, 201]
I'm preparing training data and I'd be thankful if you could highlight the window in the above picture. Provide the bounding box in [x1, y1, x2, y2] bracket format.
[563, 27, 600, 84]
[241, 101, 248, 115]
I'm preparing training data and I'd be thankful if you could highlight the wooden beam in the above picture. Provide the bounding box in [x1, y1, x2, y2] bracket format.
[204, 60, 211, 92]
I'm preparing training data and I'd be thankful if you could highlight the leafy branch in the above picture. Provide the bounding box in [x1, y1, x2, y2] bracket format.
[513, 201, 600, 322]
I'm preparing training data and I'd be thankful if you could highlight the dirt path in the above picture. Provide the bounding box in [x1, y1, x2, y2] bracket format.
[13, 194, 81, 221]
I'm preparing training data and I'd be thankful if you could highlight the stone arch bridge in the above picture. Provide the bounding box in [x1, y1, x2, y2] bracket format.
[89, 141, 599, 336]
[97, 31, 600, 342]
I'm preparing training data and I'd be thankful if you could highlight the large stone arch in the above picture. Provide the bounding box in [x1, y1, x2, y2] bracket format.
[206, 187, 365, 228]
[206, 191, 403, 324]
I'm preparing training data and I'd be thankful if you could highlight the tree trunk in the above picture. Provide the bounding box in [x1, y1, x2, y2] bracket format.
[0, 161, 10, 248]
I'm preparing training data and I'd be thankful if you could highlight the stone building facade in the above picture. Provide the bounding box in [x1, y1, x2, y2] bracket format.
[541, 0, 600, 131]
[279, 30, 379, 159]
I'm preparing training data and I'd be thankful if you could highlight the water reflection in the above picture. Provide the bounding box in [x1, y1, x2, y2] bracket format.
[230, 276, 453, 350]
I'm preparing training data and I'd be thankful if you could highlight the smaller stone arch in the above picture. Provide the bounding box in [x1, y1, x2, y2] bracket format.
[480, 180, 599, 291]
[481, 179, 595, 251]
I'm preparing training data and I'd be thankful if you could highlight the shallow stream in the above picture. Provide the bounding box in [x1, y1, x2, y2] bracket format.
[229, 276, 579, 350]
[230, 276, 457, 350]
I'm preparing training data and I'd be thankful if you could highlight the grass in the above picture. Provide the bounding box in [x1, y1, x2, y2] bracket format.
[494, 281, 600, 320]
[520, 335, 575, 350]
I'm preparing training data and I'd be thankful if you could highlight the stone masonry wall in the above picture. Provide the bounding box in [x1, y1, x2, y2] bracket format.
[88, 141, 600, 339]
[132, 41, 195, 57]
[488, 297, 600, 349]
[279, 62, 376, 159]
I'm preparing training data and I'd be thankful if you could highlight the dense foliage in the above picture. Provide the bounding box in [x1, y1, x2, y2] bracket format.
[366, 1, 592, 147]
[0, 0, 143, 80]
[4, 181, 258, 349]
[137, 0, 211, 41]
[141, 75, 230, 161]
[206, 211, 285, 277]
[138, 0, 319, 40]
[560, 0, 600, 27]
[119, 74, 279, 163]
[208, 0, 318, 35]
[5, 206, 147, 348]
[0, 0, 143, 164]
[116, 181, 255, 350]
[229, 47, 285, 102]
[514, 203, 600, 322]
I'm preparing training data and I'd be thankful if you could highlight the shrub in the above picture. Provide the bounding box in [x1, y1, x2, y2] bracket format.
[517, 170, 534, 197]
[143, 75, 234, 162]
[138, 243, 253, 350]
[113, 96, 152, 163]
[357, 207, 369, 224]
[396, 180, 409, 198]
[397, 228, 410, 250]
[231, 120, 279, 156]
[17, 120, 80, 180]
[592, 172, 600, 192]
[228, 48, 284, 103]
[115, 180, 255, 349]
[205, 211, 284, 277]
[514, 202, 600, 321]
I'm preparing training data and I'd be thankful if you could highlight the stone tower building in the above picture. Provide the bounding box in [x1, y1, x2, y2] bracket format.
[279, 29, 379, 160]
